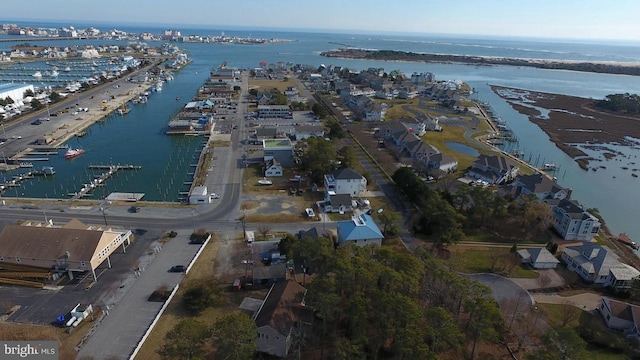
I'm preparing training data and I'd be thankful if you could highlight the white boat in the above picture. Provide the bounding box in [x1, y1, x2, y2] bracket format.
[258, 178, 273, 185]
[51, 69, 59, 77]
[64, 66, 71, 72]
[543, 163, 557, 170]
[32, 71, 42, 78]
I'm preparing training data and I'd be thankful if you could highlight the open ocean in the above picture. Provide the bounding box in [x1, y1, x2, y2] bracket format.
[2, 20, 640, 244]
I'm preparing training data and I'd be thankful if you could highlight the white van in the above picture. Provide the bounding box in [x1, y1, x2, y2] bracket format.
[245, 231, 255, 244]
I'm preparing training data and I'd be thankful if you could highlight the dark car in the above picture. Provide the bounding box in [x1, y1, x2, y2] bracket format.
[169, 265, 186, 273]
[128, 206, 140, 213]
[31, 119, 42, 125]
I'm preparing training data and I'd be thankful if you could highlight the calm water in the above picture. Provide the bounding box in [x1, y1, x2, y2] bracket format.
[2, 21, 640, 242]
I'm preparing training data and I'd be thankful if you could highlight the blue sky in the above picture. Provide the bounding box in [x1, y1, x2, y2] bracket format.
[4, 0, 639, 41]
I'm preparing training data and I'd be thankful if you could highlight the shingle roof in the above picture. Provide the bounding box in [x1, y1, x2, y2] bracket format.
[0, 224, 102, 267]
[528, 247, 560, 264]
[254, 280, 306, 334]
[332, 168, 363, 180]
[563, 244, 624, 278]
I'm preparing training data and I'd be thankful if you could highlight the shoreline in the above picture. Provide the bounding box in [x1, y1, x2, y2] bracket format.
[490, 85, 640, 171]
[320, 48, 640, 77]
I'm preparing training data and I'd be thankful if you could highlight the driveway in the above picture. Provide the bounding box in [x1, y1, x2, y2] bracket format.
[532, 292, 602, 311]
[511, 268, 567, 290]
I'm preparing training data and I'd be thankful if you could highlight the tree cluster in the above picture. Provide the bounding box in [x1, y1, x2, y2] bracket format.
[300, 137, 358, 183]
[393, 167, 554, 244]
[158, 313, 256, 360]
[596, 93, 640, 114]
[297, 237, 505, 359]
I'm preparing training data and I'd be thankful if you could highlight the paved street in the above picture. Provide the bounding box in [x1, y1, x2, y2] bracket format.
[75, 229, 201, 359]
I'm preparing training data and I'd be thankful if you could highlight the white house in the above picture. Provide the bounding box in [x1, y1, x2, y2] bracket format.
[324, 168, 367, 198]
[551, 198, 600, 241]
[264, 159, 283, 177]
[517, 247, 560, 269]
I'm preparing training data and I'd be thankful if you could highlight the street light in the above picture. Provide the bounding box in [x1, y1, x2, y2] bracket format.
[100, 203, 109, 227]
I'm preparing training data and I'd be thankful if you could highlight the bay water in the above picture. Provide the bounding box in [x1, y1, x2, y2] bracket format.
[1, 22, 640, 242]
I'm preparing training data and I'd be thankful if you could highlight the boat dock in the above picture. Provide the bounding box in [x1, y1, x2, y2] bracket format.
[68, 164, 141, 200]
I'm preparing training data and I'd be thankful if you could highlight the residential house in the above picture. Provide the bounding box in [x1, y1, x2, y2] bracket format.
[323, 193, 353, 214]
[561, 243, 640, 287]
[324, 168, 367, 197]
[598, 298, 640, 344]
[337, 214, 384, 247]
[467, 154, 519, 184]
[253, 280, 312, 358]
[263, 139, 294, 167]
[514, 173, 572, 202]
[516, 247, 560, 269]
[294, 124, 325, 141]
[264, 159, 283, 177]
[551, 198, 600, 241]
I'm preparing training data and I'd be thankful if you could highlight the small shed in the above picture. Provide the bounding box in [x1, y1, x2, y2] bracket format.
[189, 186, 211, 204]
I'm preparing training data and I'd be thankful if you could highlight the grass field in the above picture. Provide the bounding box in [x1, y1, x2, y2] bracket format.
[447, 246, 539, 279]
[248, 77, 296, 93]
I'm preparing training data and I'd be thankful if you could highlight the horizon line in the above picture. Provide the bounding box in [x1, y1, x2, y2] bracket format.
[2, 17, 640, 45]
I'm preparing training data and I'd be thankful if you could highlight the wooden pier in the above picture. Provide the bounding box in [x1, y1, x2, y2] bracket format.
[68, 164, 141, 200]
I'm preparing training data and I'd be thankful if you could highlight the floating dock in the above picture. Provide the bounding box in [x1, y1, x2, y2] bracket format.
[68, 164, 141, 200]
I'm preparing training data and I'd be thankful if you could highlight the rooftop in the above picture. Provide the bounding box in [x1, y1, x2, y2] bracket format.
[263, 138, 292, 149]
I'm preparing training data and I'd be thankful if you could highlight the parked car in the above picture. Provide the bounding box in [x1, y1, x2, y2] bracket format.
[169, 265, 186, 273]
[128, 206, 140, 213]
[210, 192, 220, 199]
[305, 208, 315, 218]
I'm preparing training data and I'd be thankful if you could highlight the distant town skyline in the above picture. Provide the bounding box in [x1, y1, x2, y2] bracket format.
[4, 0, 640, 42]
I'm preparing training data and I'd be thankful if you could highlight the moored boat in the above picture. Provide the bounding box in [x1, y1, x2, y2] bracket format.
[258, 178, 273, 185]
[65, 148, 85, 159]
[543, 163, 557, 170]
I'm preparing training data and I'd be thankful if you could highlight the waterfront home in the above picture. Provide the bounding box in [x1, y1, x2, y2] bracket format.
[253, 280, 312, 358]
[516, 247, 560, 269]
[561, 243, 640, 288]
[513, 173, 572, 202]
[550, 198, 600, 241]
[598, 298, 640, 344]
[323, 168, 367, 198]
[467, 154, 519, 185]
[337, 214, 384, 247]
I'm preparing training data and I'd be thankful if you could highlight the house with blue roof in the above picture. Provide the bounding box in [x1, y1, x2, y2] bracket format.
[337, 214, 384, 247]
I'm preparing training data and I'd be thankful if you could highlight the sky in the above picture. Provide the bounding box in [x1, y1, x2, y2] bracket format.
[3, 0, 640, 41]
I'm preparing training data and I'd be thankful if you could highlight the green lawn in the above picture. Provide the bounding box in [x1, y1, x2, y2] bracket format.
[447, 247, 539, 279]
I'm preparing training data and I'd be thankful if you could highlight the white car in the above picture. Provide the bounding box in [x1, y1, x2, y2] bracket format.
[11, 135, 22, 139]
[305, 208, 315, 218]
[210, 193, 220, 199]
